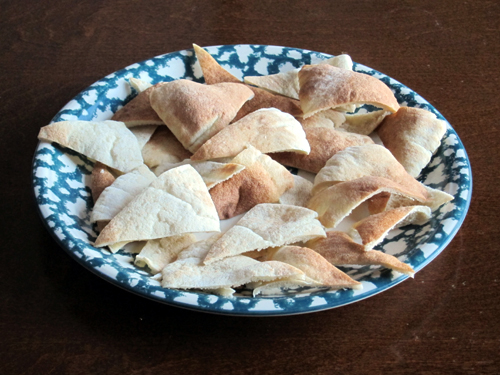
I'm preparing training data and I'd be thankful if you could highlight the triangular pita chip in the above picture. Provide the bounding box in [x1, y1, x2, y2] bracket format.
[312, 144, 429, 198]
[38, 120, 143, 173]
[377, 106, 447, 177]
[339, 110, 390, 135]
[191, 108, 310, 161]
[161, 255, 305, 290]
[141, 126, 192, 169]
[299, 109, 346, 129]
[243, 54, 354, 100]
[130, 125, 157, 149]
[192, 44, 302, 120]
[91, 162, 116, 202]
[306, 231, 415, 276]
[111, 86, 164, 127]
[271, 127, 374, 174]
[349, 205, 432, 250]
[150, 80, 254, 152]
[91, 164, 156, 223]
[94, 164, 220, 247]
[177, 234, 224, 260]
[135, 233, 197, 274]
[264, 246, 361, 289]
[307, 176, 428, 228]
[203, 203, 326, 264]
[299, 64, 400, 118]
[129, 77, 153, 93]
[209, 146, 294, 219]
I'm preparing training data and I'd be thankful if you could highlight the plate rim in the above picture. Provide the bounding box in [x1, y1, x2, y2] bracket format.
[32, 44, 473, 316]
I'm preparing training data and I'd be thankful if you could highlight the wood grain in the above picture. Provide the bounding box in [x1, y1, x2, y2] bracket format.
[1, 0, 499, 374]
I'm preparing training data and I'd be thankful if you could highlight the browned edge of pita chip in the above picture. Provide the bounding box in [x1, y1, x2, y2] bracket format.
[91, 162, 116, 202]
[111, 86, 164, 126]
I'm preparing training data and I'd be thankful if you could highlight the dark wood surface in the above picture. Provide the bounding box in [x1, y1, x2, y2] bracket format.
[1, 1, 499, 374]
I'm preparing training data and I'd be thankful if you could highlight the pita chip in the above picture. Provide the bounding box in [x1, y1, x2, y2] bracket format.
[279, 175, 313, 207]
[129, 77, 153, 93]
[242, 54, 353, 100]
[130, 125, 157, 149]
[209, 146, 294, 219]
[134, 233, 197, 274]
[339, 110, 390, 135]
[244, 69, 301, 99]
[203, 203, 326, 264]
[307, 231, 415, 276]
[38, 120, 143, 173]
[141, 126, 192, 169]
[299, 109, 346, 129]
[111, 86, 164, 127]
[312, 144, 429, 198]
[271, 127, 374, 174]
[177, 234, 224, 260]
[191, 161, 246, 189]
[192, 44, 303, 120]
[264, 246, 361, 289]
[191, 108, 310, 161]
[307, 176, 428, 228]
[299, 64, 400, 118]
[94, 164, 220, 247]
[350, 205, 432, 250]
[161, 255, 305, 290]
[91, 162, 116, 202]
[150, 80, 254, 152]
[377, 106, 447, 177]
[91, 164, 156, 223]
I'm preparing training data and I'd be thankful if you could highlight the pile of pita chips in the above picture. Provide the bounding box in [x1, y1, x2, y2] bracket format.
[37, 45, 455, 298]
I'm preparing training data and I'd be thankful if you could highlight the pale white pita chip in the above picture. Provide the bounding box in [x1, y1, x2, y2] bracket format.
[129, 77, 153, 93]
[279, 175, 313, 207]
[130, 125, 157, 149]
[203, 204, 326, 264]
[161, 256, 304, 290]
[177, 234, 224, 260]
[91, 165, 156, 223]
[339, 110, 390, 135]
[191, 108, 310, 161]
[38, 120, 143, 173]
[94, 164, 220, 247]
[135, 234, 197, 274]
[321, 54, 354, 71]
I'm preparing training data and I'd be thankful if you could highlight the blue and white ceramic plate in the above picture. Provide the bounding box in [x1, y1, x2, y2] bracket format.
[33, 45, 472, 316]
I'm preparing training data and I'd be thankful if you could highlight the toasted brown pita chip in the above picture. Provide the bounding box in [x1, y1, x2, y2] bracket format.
[91, 162, 116, 202]
[111, 86, 164, 127]
[191, 108, 310, 161]
[203, 203, 326, 264]
[306, 231, 415, 276]
[161, 255, 305, 290]
[299, 64, 400, 118]
[264, 246, 361, 289]
[271, 127, 374, 173]
[141, 126, 192, 170]
[94, 164, 220, 247]
[38, 120, 144, 173]
[350, 205, 432, 250]
[135, 234, 197, 274]
[192, 44, 303, 120]
[377, 106, 447, 177]
[209, 146, 294, 219]
[150, 80, 254, 152]
[307, 176, 428, 228]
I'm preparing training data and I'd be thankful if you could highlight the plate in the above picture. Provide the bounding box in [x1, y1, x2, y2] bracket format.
[32, 45, 472, 316]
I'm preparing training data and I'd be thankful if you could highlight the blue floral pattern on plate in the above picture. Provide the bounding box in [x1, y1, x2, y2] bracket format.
[32, 45, 472, 316]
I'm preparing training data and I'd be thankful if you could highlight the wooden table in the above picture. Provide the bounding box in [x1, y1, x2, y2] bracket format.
[1, 1, 498, 374]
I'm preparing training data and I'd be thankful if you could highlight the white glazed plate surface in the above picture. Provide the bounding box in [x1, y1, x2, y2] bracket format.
[32, 45, 472, 316]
